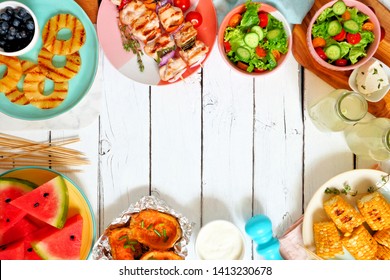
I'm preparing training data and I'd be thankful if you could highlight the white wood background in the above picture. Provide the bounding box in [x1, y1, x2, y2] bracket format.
[0, 2, 379, 260]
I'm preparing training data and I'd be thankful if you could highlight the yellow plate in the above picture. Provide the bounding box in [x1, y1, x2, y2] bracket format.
[0, 166, 96, 259]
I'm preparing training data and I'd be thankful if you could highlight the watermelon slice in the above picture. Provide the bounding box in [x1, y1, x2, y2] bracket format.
[0, 240, 24, 260]
[32, 214, 84, 260]
[10, 176, 69, 229]
[23, 225, 55, 260]
[0, 177, 37, 235]
[0, 217, 38, 246]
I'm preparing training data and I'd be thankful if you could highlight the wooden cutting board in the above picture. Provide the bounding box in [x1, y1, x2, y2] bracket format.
[292, 0, 390, 118]
[75, 0, 98, 23]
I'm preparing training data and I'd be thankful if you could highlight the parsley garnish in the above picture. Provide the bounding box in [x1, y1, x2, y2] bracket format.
[119, 24, 144, 72]
[324, 182, 357, 196]
[324, 174, 390, 196]
[368, 174, 390, 193]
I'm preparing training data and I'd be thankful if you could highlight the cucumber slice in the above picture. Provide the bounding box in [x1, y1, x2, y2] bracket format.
[236, 47, 251, 62]
[343, 20, 359, 34]
[266, 29, 282, 40]
[327, 20, 342, 36]
[325, 45, 341, 60]
[251, 26, 264, 41]
[332, 1, 347, 15]
[244, 32, 259, 48]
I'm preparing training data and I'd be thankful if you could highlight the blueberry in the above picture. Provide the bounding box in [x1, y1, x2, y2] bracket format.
[17, 7, 27, 18]
[26, 20, 34, 31]
[20, 30, 27, 38]
[12, 18, 20, 27]
[0, 12, 10, 21]
[15, 32, 22, 40]
[6, 33, 14, 41]
[5, 7, 14, 15]
[1, 21, 9, 31]
[9, 26, 16, 36]
[22, 13, 31, 22]
[0, 40, 5, 47]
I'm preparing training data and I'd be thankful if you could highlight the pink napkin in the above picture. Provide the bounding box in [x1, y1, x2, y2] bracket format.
[279, 216, 310, 260]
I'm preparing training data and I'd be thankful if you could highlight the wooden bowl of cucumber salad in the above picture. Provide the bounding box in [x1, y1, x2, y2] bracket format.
[217, 0, 292, 76]
[307, 0, 380, 71]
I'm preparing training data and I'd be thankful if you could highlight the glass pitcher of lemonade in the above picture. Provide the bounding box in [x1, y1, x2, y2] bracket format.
[345, 118, 390, 161]
[308, 89, 368, 132]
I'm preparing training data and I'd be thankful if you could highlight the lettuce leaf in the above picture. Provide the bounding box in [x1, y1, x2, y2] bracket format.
[224, 27, 245, 52]
[312, 21, 330, 39]
[240, 0, 260, 28]
[349, 46, 367, 64]
[348, 7, 369, 27]
[316, 7, 335, 23]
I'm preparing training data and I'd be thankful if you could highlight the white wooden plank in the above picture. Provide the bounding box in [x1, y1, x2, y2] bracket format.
[202, 44, 254, 260]
[303, 70, 354, 209]
[98, 55, 150, 233]
[50, 123, 99, 233]
[150, 65, 202, 259]
[253, 54, 303, 245]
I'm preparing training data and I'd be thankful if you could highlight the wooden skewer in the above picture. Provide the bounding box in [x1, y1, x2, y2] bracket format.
[0, 133, 89, 171]
[298, 245, 323, 260]
[0, 152, 87, 162]
[0, 165, 83, 173]
[0, 139, 83, 161]
[0, 157, 90, 164]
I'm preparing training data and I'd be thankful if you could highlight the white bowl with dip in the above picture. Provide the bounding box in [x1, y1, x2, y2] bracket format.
[195, 220, 245, 260]
[349, 58, 390, 102]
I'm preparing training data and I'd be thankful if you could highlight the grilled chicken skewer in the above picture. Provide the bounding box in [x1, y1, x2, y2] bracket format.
[115, 0, 209, 82]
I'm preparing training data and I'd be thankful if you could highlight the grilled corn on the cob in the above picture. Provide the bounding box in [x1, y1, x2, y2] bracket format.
[324, 195, 364, 234]
[342, 225, 377, 260]
[357, 192, 390, 231]
[374, 228, 390, 248]
[376, 244, 390, 260]
[313, 221, 344, 259]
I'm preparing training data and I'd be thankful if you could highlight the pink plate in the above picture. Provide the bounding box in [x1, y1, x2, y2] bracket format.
[97, 0, 217, 86]
[306, 0, 380, 71]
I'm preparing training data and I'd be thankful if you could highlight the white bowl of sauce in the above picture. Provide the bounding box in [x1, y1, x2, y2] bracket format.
[195, 220, 245, 260]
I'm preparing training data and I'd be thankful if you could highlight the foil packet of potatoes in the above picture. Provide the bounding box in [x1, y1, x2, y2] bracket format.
[92, 195, 193, 260]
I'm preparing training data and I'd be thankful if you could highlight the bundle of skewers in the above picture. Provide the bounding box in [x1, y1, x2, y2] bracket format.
[0, 133, 89, 173]
[115, 0, 209, 82]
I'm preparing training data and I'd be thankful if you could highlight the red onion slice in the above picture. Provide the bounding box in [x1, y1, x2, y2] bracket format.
[158, 50, 175, 67]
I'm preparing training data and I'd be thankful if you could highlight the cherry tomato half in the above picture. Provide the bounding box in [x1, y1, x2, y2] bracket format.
[258, 12, 269, 28]
[224, 41, 232, 53]
[173, 0, 191, 12]
[185, 11, 203, 28]
[118, 0, 131, 10]
[335, 58, 348, 66]
[346, 33, 361, 45]
[315, 47, 327, 60]
[255, 46, 267, 58]
[228, 13, 242, 28]
[237, 61, 249, 71]
[254, 68, 266, 73]
[333, 29, 346, 41]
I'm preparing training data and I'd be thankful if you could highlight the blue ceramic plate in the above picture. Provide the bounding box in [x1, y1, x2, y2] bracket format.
[0, 0, 98, 120]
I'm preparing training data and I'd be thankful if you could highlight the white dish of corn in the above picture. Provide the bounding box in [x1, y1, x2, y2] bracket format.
[302, 169, 390, 260]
